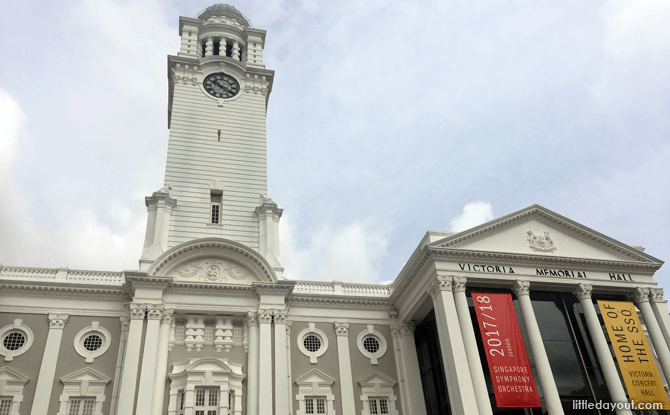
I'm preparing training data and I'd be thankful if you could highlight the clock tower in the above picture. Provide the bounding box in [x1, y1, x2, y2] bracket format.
[140, 4, 283, 277]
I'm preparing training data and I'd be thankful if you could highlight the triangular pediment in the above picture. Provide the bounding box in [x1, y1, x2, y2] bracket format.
[430, 205, 661, 264]
[358, 371, 397, 387]
[0, 366, 29, 383]
[60, 367, 111, 385]
[294, 369, 335, 387]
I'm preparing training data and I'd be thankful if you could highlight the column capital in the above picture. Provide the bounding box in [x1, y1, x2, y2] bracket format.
[161, 308, 175, 325]
[258, 308, 273, 324]
[427, 274, 453, 298]
[632, 287, 651, 304]
[146, 304, 164, 320]
[286, 320, 293, 335]
[573, 283, 593, 300]
[48, 313, 69, 329]
[129, 303, 146, 320]
[274, 308, 288, 324]
[246, 311, 258, 327]
[453, 276, 467, 293]
[119, 315, 131, 331]
[390, 321, 404, 338]
[650, 288, 667, 304]
[334, 321, 349, 336]
[512, 279, 531, 297]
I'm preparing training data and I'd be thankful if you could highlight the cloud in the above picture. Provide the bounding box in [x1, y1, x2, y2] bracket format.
[279, 213, 388, 283]
[450, 202, 494, 232]
[0, 88, 23, 173]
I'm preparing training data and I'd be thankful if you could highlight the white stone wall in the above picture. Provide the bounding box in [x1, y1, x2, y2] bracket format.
[164, 81, 268, 251]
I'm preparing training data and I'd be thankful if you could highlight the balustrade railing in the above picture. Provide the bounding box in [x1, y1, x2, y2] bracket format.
[0, 265, 124, 285]
[293, 281, 391, 297]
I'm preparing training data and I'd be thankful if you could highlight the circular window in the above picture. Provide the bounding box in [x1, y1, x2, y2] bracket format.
[3, 332, 26, 351]
[74, 322, 111, 363]
[83, 334, 103, 351]
[303, 335, 321, 352]
[297, 323, 329, 364]
[363, 336, 379, 353]
[357, 325, 387, 365]
[0, 320, 33, 362]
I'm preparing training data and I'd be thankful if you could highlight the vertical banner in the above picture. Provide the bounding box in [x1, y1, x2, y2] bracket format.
[472, 293, 541, 408]
[597, 300, 670, 409]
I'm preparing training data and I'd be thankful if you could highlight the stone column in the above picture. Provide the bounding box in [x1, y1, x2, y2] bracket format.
[390, 320, 410, 415]
[110, 316, 130, 415]
[246, 311, 259, 415]
[232, 41, 240, 60]
[633, 288, 670, 380]
[29, 314, 68, 415]
[205, 38, 214, 57]
[574, 284, 631, 415]
[136, 305, 164, 414]
[650, 288, 670, 348]
[512, 280, 564, 415]
[453, 276, 493, 415]
[116, 303, 147, 415]
[427, 274, 479, 415]
[274, 309, 289, 415]
[334, 321, 356, 415]
[219, 38, 227, 56]
[258, 308, 274, 415]
[151, 308, 174, 415]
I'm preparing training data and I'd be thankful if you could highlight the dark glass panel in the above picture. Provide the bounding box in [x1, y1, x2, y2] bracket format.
[415, 309, 451, 415]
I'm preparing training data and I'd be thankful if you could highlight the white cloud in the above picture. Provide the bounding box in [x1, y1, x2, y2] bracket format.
[279, 213, 388, 283]
[450, 202, 494, 232]
[0, 88, 24, 173]
[601, 0, 670, 58]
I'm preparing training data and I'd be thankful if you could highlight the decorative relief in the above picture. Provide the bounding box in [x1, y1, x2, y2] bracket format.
[650, 288, 666, 303]
[453, 276, 467, 293]
[573, 283, 593, 300]
[526, 230, 557, 253]
[170, 258, 254, 283]
[48, 314, 69, 329]
[257, 308, 273, 324]
[274, 309, 288, 325]
[427, 274, 453, 298]
[244, 74, 269, 95]
[129, 303, 146, 320]
[334, 321, 349, 336]
[162, 308, 175, 325]
[512, 280, 530, 297]
[246, 311, 258, 327]
[147, 305, 163, 320]
[286, 320, 293, 335]
[632, 287, 650, 304]
[389, 321, 403, 339]
[119, 316, 130, 331]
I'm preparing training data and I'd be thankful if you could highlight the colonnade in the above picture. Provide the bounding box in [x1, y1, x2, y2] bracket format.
[426, 273, 670, 415]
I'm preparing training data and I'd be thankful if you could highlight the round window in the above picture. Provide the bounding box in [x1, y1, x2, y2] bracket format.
[83, 334, 103, 351]
[3, 332, 26, 351]
[363, 336, 380, 353]
[303, 335, 321, 352]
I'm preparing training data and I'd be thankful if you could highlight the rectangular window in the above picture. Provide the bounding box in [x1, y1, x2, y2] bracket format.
[211, 193, 222, 224]
[68, 399, 96, 415]
[369, 398, 389, 414]
[194, 388, 218, 415]
[305, 397, 326, 414]
[0, 399, 12, 415]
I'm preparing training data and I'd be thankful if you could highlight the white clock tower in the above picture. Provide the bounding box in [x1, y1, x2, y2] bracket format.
[139, 4, 283, 277]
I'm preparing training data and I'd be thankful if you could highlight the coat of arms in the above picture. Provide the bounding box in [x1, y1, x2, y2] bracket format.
[526, 230, 557, 253]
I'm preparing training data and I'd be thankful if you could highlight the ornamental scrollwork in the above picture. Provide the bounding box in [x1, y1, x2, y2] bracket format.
[526, 230, 557, 253]
[170, 258, 253, 283]
[512, 280, 531, 297]
[573, 283, 593, 300]
[334, 321, 349, 336]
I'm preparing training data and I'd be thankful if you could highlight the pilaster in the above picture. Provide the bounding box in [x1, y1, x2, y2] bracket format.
[30, 314, 68, 415]
[151, 308, 175, 415]
[116, 303, 147, 415]
[255, 197, 284, 278]
[140, 187, 177, 270]
[274, 308, 289, 415]
[258, 308, 273, 415]
[246, 311, 259, 415]
[334, 321, 356, 415]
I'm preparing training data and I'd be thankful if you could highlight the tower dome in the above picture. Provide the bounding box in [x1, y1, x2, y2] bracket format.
[197, 4, 251, 27]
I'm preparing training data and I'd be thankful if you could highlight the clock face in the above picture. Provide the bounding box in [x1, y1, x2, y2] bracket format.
[203, 73, 240, 99]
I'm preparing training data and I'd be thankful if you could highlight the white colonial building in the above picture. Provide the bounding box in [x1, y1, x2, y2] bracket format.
[1, 4, 670, 415]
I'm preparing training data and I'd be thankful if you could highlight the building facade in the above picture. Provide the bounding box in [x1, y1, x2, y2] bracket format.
[1, 4, 670, 415]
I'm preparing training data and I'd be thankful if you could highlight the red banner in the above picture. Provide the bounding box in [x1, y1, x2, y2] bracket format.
[472, 292, 541, 408]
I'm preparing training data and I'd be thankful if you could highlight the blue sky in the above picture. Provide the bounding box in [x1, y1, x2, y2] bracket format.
[0, 0, 669, 292]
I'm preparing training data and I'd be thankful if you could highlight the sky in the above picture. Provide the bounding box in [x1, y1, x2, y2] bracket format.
[0, 0, 669, 292]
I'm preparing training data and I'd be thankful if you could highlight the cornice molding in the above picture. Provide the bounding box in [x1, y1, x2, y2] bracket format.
[287, 296, 392, 310]
[0, 283, 128, 301]
[253, 281, 295, 296]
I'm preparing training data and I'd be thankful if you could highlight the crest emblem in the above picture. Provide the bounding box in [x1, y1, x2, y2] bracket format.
[526, 230, 556, 253]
